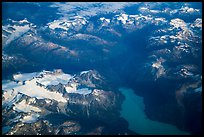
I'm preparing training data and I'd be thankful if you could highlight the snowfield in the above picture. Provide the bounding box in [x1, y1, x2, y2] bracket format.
[2, 69, 96, 106]
[13, 100, 41, 113]
[14, 78, 67, 102]
[36, 73, 72, 86]
[13, 72, 40, 82]
[21, 113, 40, 123]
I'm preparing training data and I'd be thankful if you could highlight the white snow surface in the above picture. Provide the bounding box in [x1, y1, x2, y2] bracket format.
[2, 69, 95, 105]
[170, 18, 187, 30]
[2, 89, 22, 107]
[13, 72, 40, 82]
[3, 24, 30, 45]
[49, 2, 135, 18]
[36, 73, 72, 86]
[180, 6, 200, 14]
[152, 58, 166, 79]
[100, 17, 110, 23]
[48, 19, 71, 31]
[21, 113, 40, 123]
[116, 14, 129, 24]
[3, 70, 70, 103]
[80, 70, 90, 75]
[2, 80, 21, 91]
[65, 83, 78, 93]
[13, 100, 41, 113]
[66, 87, 92, 95]
[192, 18, 202, 28]
[47, 16, 87, 31]
[14, 78, 67, 102]
[75, 88, 92, 95]
[65, 82, 92, 95]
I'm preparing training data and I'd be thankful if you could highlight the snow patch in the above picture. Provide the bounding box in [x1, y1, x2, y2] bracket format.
[48, 19, 71, 31]
[116, 14, 129, 24]
[3, 24, 30, 45]
[13, 72, 40, 82]
[19, 18, 30, 24]
[14, 78, 67, 102]
[21, 113, 40, 123]
[65, 83, 78, 93]
[2, 89, 22, 107]
[2, 81, 21, 91]
[37, 73, 72, 86]
[152, 58, 166, 79]
[47, 16, 87, 31]
[100, 17, 110, 23]
[180, 6, 200, 14]
[80, 70, 90, 75]
[170, 18, 187, 30]
[65, 83, 92, 95]
[13, 100, 41, 113]
[191, 18, 202, 28]
[75, 88, 92, 95]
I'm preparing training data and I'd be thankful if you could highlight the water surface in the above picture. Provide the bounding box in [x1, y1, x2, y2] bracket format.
[119, 88, 190, 135]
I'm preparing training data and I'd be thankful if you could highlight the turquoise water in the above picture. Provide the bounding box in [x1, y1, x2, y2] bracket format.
[119, 88, 190, 135]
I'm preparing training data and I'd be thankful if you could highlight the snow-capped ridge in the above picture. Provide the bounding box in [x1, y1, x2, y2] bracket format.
[47, 16, 88, 31]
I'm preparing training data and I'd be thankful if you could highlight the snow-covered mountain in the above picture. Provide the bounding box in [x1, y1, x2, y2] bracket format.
[2, 2, 202, 135]
[2, 69, 125, 135]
